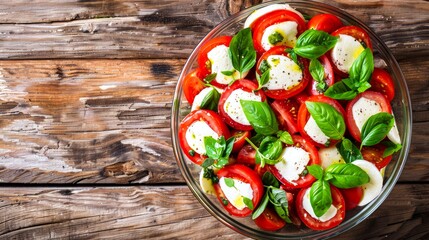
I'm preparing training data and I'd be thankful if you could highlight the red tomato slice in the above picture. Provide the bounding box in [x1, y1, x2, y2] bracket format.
[339, 187, 363, 210]
[296, 185, 346, 230]
[254, 207, 286, 231]
[254, 163, 269, 177]
[307, 55, 335, 96]
[361, 144, 393, 170]
[252, 10, 307, 55]
[214, 164, 264, 217]
[297, 95, 346, 147]
[256, 46, 311, 99]
[346, 91, 392, 143]
[218, 79, 266, 130]
[271, 98, 300, 135]
[178, 109, 231, 165]
[196, 35, 232, 88]
[237, 144, 256, 166]
[369, 68, 395, 102]
[269, 135, 320, 189]
[183, 69, 206, 104]
[307, 13, 343, 34]
[231, 130, 251, 153]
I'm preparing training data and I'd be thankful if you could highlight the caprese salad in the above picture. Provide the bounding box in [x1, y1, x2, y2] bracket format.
[179, 3, 402, 232]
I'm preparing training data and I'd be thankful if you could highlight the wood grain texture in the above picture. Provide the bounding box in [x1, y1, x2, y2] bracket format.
[0, 0, 426, 59]
[0, 184, 427, 239]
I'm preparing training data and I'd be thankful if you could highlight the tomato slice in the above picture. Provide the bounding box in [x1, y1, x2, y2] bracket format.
[231, 130, 251, 153]
[361, 144, 393, 170]
[254, 163, 269, 177]
[254, 207, 286, 231]
[237, 144, 256, 166]
[307, 55, 335, 96]
[369, 68, 395, 102]
[218, 79, 266, 130]
[178, 109, 231, 165]
[214, 164, 264, 217]
[196, 35, 233, 88]
[346, 91, 392, 143]
[252, 10, 307, 55]
[296, 185, 346, 230]
[307, 13, 343, 34]
[256, 46, 311, 99]
[297, 95, 346, 147]
[183, 69, 206, 104]
[339, 187, 363, 210]
[270, 98, 300, 134]
[269, 135, 320, 189]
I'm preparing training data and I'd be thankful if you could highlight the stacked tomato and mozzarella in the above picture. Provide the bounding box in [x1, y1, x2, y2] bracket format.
[179, 3, 400, 232]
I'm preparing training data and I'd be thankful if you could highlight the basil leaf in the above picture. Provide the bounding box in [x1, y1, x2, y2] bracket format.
[224, 137, 235, 159]
[228, 28, 257, 77]
[204, 73, 217, 83]
[252, 192, 269, 219]
[269, 188, 292, 223]
[201, 158, 214, 168]
[241, 100, 279, 136]
[204, 136, 224, 159]
[307, 164, 324, 180]
[336, 138, 362, 163]
[349, 48, 374, 84]
[310, 179, 332, 217]
[203, 168, 219, 184]
[305, 101, 346, 140]
[262, 171, 280, 188]
[325, 163, 370, 188]
[285, 48, 300, 67]
[268, 31, 284, 45]
[259, 59, 271, 74]
[277, 130, 293, 145]
[224, 177, 235, 187]
[256, 136, 283, 166]
[221, 70, 235, 76]
[243, 196, 254, 210]
[250, 133, 265, 146]
[256, 69, 270, 90]
[294, 29, 338, 59]
[199, 87, 220, 111]
[382, 141, 402, 158]
[361, 112, 394, 147]
[325, 80, 357, 100]
[309, 58, 325, 83]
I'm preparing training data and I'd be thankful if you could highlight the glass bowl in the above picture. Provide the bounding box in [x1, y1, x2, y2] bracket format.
[171, 0, 412, 239]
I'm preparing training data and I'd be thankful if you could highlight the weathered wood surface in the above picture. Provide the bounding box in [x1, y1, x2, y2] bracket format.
[0, 0, 426, 59]
[0, 57, 427, 184]
[0, 184, 427, 240]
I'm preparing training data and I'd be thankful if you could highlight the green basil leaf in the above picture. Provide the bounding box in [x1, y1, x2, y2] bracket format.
[224, 177, 235, 188]
[224, 137, 235, 158]
[201, 158, 214, 168]
[259, 59, 271, 74]
[203, 168, 218, 184]
[228, 28, 257, 77]
[357, 81, 372, 93]
[309, 57, 325, 81]
[240, 100, 279, 136]
[310, 179, 332, 217]
[256, 69, 270, 90]
[221, 70, 235, 76]
[214, 158, 229, 169]
[256, 136, 283, 166]
[277, 130, 293, 145]
[204, 73, 217, 83]
[199, 87, 220, 111]
[250, 133, 265, 146]
[262, 171, 280, 188]
[269, 188, 292, 223]
[204, 136, 224, 159]
[361, 112, 394, 147]
[349, 48, 374, 84]
[294, 29, 338, 59]
[243, 197, 254, 210]
[285, 48, 300, 67]
[382, 141, 402, 158]
[325, 81, 357, 100]
[336, 138, 362, 163]
[252, 192, 269, 219]
[325, 163, 370, 188]
[305, 101, 346, 140]
[307, 164, 324, 180]
[268, 31, 284, 45]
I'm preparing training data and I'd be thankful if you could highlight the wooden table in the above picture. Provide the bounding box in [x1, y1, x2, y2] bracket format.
[0, 0, 427, 239]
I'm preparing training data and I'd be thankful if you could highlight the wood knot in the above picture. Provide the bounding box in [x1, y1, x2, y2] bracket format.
[101, 161, 142, 177]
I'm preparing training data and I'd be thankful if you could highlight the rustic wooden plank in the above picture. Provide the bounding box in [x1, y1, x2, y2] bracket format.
[0, 0, 426, 59]
[0, 57, 427, 184]
[0, 184, 426, 239]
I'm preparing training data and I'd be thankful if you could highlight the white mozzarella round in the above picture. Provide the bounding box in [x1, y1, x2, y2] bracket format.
[302, 187, 338, 222]
[191, 87, 212, 111]
[352, 97, 382, 132]
[352, 160, 383, 206]
[263, 55, 302, 90]
[199, 169, 216, 195]
[331, 34, 365, 73]
[219, 177, 254, 210]
[207, 45, 243, 85]
[244, 3, 305, 28]
[185, 120, 219, 155]
[274, 146, 310, 185]
[304, 116, 330, 145]
[319, 146, 345, 169]
[223, 88, 262, 126]
[387, 114, 401, 144]
[261, 21, 298, 50]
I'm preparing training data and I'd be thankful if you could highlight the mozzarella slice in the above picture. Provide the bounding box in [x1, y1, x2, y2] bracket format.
[263, 55, 302, 91]
[274, 146, 310, 185]
[199, 169, 216, 195]
[244, 3, 305, 28]
[191, 87, 212, 111]
[319, 146, 345, 169]
[331, 34, 365, 73]
[219, 177, 253, 210]
[185, 120, 219, 155]
[352, 160, 383, 206]
[207, 45, 243, 85]
[260, 21, 298, 50]
[387, 113, 401, 144]
[304, 116, 330, 145]
[302, 188, 338, 222]
[223, 88, 262, 126]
